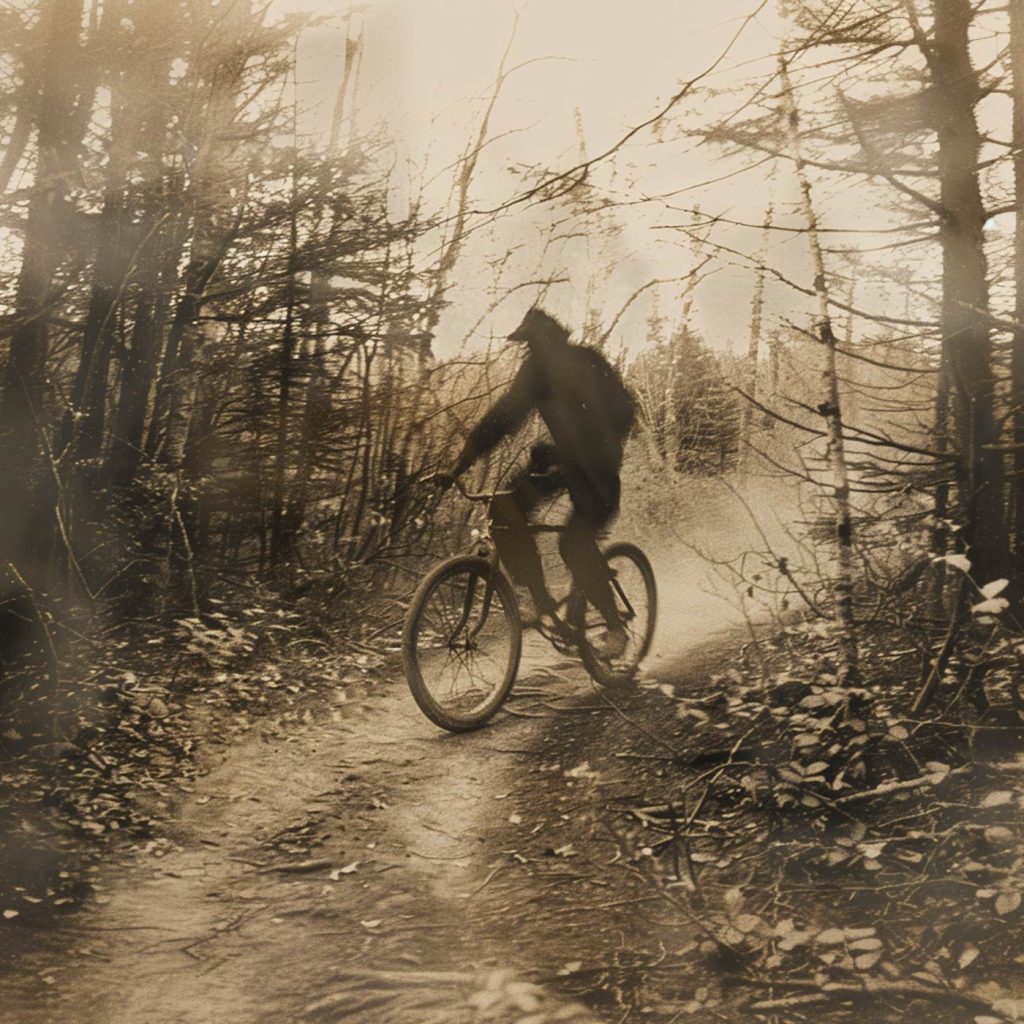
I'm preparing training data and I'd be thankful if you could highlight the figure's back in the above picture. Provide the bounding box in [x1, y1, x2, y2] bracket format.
[531, 343, 635, 481]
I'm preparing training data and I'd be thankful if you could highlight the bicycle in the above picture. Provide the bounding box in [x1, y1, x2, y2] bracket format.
[402, 477, 657, 732]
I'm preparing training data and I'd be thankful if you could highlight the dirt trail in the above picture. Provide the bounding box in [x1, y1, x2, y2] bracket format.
[0, 624, 734, 1024]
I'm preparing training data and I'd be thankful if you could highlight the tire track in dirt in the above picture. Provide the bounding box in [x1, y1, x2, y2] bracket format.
[0, 628, 732, 1023]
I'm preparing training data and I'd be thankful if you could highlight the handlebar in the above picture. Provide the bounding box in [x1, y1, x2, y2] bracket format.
[421, 472, 510, 503]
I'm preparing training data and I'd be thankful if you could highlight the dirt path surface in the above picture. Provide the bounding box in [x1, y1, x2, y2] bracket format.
[0, 627, 734, 1024]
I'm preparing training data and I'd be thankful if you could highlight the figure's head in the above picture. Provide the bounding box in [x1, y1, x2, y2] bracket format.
[507, 307, 569, 347]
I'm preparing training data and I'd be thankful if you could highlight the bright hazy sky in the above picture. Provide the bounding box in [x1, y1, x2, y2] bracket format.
[265, 0, 903, 360]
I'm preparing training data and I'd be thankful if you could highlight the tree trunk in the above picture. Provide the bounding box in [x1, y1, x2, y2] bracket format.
[738, 204, 772, 475]
[1010, 0, 1024, 590]
[417, 15, 520, 361]
[287, 19, 364, 560]
[106, 209, 182, 489]
[0, 0, 83, 572]
[0, 0, 85, 699]
[930, 349, 952, 616]
[65, 0, 169, 479]
[148, 0, 253, 470]
[780, 59, 860, 686]
[929, 0, 1006, 584]
[269, 195, 299, 573]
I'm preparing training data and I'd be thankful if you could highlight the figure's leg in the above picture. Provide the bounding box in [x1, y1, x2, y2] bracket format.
[559, 471, 627, 654]
[490, 460, 564, 615]
[559, 511, 622, 630]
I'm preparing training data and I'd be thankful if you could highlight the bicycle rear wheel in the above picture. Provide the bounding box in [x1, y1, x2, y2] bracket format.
[571, 542, 657, 688]
[403, 556, 522, 732]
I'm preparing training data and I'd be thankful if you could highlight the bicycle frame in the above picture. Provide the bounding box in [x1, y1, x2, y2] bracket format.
[404, 477, 656, 732]
[433, 474, 635, 648]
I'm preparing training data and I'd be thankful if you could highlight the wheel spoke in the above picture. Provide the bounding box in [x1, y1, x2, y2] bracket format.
[408, 563, 519, 725]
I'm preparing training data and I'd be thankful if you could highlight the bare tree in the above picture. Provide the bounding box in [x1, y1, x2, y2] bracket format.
[738, 203, 773, 476]
[779, 59, 860, 685]
[910, 0, 1006, 583]
[1010, 0, 1024, 589]
[0, 0, 87, 604]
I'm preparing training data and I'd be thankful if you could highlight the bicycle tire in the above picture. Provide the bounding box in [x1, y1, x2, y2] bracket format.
[402, 555, 522, 732]
[570, 542, 657, 689]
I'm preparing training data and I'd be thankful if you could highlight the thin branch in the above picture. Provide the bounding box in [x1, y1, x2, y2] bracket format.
[471, 0, 770, 216]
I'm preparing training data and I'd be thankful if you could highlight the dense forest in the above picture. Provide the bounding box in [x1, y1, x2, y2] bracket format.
[2, 0, 1021, 722]
[3, 2, 1024, 1022]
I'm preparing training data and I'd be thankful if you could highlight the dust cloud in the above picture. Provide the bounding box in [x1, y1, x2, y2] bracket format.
[617, 459, 808, 664]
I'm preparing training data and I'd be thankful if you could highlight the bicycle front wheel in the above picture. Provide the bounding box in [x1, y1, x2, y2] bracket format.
[571, 542, 657, 689]
[402, 556, 522, 732]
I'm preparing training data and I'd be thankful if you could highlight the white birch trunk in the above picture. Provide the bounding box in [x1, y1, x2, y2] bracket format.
[738, 204, 772, 476]
[779, 59, 860, 685]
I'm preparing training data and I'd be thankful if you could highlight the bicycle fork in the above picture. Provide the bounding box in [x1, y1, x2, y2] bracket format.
[448, 562, 500, 649]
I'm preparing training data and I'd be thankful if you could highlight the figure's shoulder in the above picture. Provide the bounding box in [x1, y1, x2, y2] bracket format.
[571, 343, 618, 376]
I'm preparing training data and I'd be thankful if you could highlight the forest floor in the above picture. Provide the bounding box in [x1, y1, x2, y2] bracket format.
[0, 623, 745, 1024]
[1, 599, 1024, 1024]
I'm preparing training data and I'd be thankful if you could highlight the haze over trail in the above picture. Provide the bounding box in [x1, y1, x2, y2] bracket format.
[3, 3, 1024, 1022]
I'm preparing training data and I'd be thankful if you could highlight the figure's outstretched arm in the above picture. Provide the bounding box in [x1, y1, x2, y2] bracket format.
[451, 363, 534, 477]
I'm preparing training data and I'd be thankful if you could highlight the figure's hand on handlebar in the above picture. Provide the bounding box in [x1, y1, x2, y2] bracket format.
[421, 471, 503, 502]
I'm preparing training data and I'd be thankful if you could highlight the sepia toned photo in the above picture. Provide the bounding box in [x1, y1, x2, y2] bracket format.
[1, 1, 1023, 1021]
